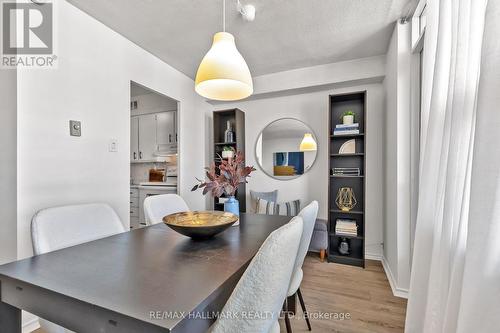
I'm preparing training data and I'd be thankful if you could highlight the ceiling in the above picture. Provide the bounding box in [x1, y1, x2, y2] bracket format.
[68, 0, 410, 79]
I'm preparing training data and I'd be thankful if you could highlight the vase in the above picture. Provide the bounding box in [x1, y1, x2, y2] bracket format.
[224, 120, 234, 143]
[224, 196, 240, 226]
[343, 115, 354, 125]
[338, 237, 350, 255]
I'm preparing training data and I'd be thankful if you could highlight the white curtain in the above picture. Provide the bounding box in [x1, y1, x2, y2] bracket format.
[405, 0, 500, 332]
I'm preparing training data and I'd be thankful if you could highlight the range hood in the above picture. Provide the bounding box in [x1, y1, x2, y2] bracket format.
[154, 144, 178, 157]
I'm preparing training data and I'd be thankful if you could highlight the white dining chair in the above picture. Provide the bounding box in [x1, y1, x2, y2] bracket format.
[32, 203, 126, 255]
[284, 201, 319, 333]
[211, 216, 304, 333]
[143, 194, 189, 225]
[31, 202, 126, 333]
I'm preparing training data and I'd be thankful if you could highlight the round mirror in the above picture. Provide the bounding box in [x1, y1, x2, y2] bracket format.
[255, 118, 318, 180]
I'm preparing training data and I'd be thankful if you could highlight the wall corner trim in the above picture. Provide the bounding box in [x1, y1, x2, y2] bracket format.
[381, 256, 409, 299]
[22, 316, 40, 333]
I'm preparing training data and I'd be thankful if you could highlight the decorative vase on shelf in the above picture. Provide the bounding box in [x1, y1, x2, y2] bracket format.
[224, 120, 235, 143]
[343, 115, 354, 125]
[224, 196, 240, 226]
[338, 237, 350, 255]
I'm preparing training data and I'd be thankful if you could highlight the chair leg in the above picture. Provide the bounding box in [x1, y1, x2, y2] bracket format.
[319, 249, 326, 262]
[283, 299, 293, 333]
[297, 288, 312, 331]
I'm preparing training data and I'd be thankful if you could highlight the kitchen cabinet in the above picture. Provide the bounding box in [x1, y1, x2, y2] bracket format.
[131, 111, 177, 162]
[156, 111, 177, 145]
[130, 117, 139, 161]
[138, 113, 157, 161]
[130, 187, 140, 229]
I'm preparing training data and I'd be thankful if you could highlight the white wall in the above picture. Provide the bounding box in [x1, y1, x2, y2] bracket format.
[0, 68, 17, 265]
[382, 21, 412, 297]
[384, 25, 399, 288]
[216, 83, 385, 258]
[16, 0, 210, 260]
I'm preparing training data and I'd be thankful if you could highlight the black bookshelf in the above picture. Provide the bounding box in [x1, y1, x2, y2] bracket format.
[212, 109, 246, 212]
[328, 92, 367, 268]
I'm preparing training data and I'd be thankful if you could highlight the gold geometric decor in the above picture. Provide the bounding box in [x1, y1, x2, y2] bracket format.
[339, 139, 356, 154]
[335, 187, 357, 211]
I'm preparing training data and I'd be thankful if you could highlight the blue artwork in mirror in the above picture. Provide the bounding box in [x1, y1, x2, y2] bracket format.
[273, 152, 304, 176]
[256, 118, 318, 180]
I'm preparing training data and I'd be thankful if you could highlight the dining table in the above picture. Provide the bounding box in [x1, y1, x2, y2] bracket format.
[0, 213, 292, 332]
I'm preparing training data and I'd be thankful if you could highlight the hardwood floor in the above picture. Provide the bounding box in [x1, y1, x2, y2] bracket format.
[280, 255, 407, 333]
[34, 255, 406, 333]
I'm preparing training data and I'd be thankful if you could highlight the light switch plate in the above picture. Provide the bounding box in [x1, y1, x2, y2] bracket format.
[69, 120, 81, 137]
[109, 139, 118, 152]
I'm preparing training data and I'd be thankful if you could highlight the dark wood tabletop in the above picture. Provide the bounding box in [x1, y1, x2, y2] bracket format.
[0, 213, 291, 333]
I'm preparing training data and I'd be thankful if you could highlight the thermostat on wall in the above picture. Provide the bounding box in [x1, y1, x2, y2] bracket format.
[69, 120, 81, 137]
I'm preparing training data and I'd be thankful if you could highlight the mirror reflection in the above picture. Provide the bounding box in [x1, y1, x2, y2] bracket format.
[255, 118, 318, 180]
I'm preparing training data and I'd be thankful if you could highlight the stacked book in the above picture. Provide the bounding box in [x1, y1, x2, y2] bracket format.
[336, 219, 358, 237]
[332, 167, 360, 176]
[333, 123, 360, 136]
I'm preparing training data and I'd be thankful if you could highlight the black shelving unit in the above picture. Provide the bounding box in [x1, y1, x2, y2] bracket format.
[328, 91, 367, 268]
[212, 109, 246, 212]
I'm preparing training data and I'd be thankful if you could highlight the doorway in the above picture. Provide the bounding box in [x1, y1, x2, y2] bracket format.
[129, 81, 179, 229]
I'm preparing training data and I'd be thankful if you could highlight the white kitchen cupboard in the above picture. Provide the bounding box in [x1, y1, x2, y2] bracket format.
[138, 113, 157, 161]
[130, 117, 139, 161]
[130, 187, 140, 229]
[156, 111, 177, 145]
[130, 111, 176, 162]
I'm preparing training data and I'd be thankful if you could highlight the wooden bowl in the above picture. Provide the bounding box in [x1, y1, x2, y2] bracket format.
[163, 211, 238, 239]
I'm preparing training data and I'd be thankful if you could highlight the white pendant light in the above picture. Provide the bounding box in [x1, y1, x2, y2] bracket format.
[300, 133, 317, 151]
[195, 0, 253, 101]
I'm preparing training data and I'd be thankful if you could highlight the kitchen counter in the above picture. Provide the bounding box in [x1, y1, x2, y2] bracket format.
[138, 185, 177, 191]
[139, 181, 177, 187]
[134, 181, 177, 191]
[131, 183, 176, 189]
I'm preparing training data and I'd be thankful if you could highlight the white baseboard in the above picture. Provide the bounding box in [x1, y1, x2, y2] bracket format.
[365, 253, 409, 298]
[365, 252, 383, 261]
[381, 256, 409, 299]
[22, 312, 40, 333]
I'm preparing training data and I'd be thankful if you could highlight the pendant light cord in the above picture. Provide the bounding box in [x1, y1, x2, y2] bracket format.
[223, 0, 226, 32]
